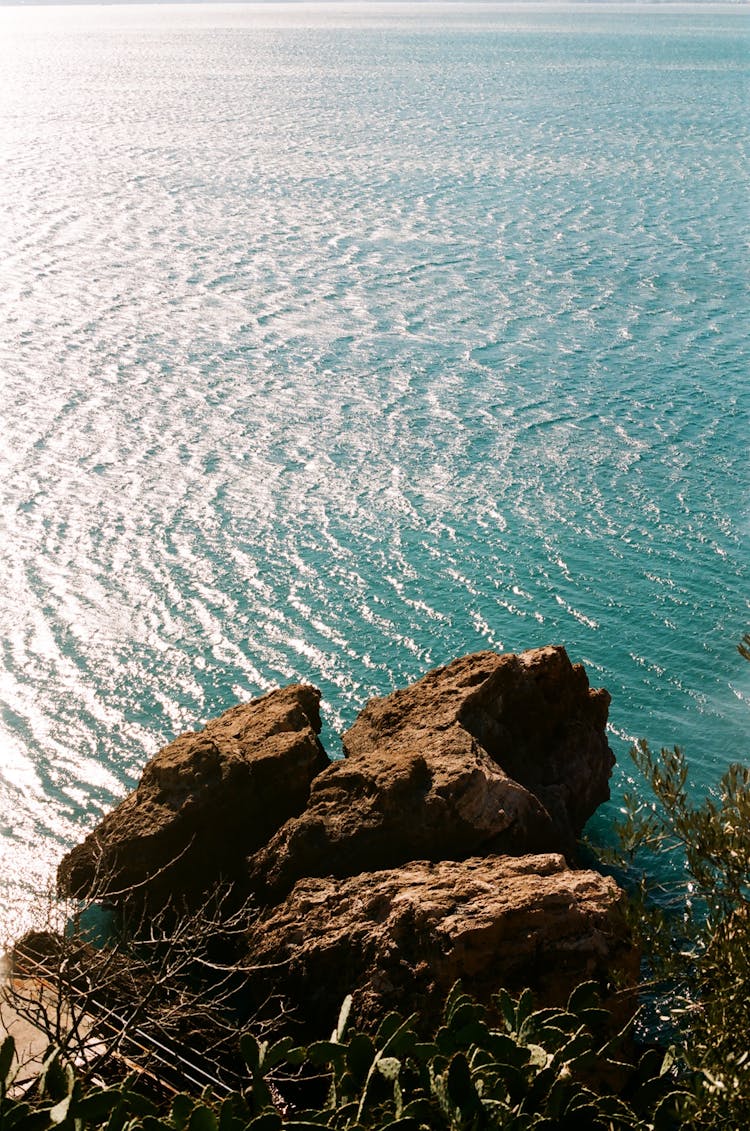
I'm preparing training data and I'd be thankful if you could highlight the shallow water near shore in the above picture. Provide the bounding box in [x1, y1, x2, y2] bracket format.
[0, 2, 748, 934]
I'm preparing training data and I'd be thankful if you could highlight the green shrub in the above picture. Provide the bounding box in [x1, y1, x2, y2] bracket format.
[1, 977, 690, 1131]
[611, 743, 750, 1128]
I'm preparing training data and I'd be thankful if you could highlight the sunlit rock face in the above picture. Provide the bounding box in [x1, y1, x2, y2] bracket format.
[57, 646, 632, 1030]
[242, 854, 636, 1034]
[247, 646, 614, 901]
[57, 684, 328, 909]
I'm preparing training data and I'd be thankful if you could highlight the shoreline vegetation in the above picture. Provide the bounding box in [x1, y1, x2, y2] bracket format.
[2, 640, 749, 1127]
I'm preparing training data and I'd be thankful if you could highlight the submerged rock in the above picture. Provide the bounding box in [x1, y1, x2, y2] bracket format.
[57, 684, 328, 908]
[247, 646, 613, 901]
[243, 854, 636, 1033]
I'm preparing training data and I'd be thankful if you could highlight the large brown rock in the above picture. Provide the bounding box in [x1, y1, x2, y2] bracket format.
[243, 854, 636, 1033]
[57, 685, 328, 908]
[247, 647, 613, 901]
[54, 649, 633, 1044]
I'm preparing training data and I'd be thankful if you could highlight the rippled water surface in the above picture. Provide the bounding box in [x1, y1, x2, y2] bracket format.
[0, 2, 747, 931]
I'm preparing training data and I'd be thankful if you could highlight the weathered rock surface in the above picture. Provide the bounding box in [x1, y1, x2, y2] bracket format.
[247, 646, 613, 901]
[243, 854, 636, 1033]
[57, 685, 328, 907]
[57, 646, 633, 1032]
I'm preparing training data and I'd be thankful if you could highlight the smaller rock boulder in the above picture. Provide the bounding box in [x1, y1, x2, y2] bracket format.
[242, 854, 636, 1034]
[57, 685, 328, 909]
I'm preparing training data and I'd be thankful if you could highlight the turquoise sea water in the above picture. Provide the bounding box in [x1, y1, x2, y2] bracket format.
[0, 3, 747, 933]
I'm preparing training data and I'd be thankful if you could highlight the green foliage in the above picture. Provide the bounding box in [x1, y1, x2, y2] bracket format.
[0, 980, 686, 1131]
[611, 739, 750, 1128]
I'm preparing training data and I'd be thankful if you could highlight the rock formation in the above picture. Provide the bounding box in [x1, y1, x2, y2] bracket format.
[243, 854, 636, 1033]
[58, 684, 328, 908]
[58, 645, 632, 1031]
[247, 646, 613, 901]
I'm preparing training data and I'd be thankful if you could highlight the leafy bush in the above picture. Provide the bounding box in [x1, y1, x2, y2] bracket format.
[242, 982, 690, 1130]
[1, 978, 690, 1131]
[605, 634, 750, 1128]
[612, 743, 750, 1128]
